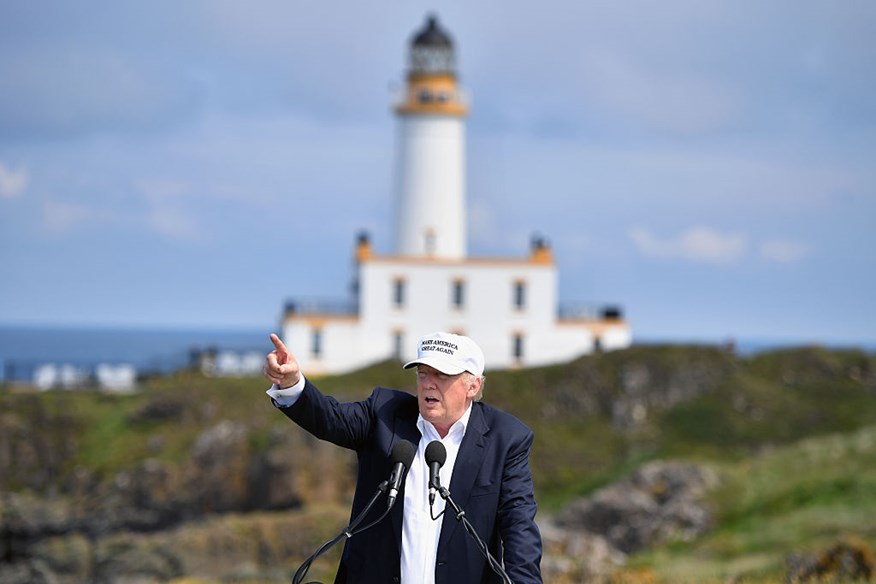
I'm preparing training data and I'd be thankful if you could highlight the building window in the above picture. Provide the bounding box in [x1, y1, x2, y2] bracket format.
[424, 229, 436, 255]
[451, 279, 465, 309]
[311, 328, 323, 358]
[512, 333, 524, 361]
[393, 331, 404, 360]
[513, 280, 526, 310]
[393, 278, 406, 308]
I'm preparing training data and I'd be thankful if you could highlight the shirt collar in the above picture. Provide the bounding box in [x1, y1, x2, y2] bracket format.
[417, 402, 473, 441]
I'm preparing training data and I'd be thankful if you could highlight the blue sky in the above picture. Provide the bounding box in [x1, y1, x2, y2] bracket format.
[1, 1, 874, 346]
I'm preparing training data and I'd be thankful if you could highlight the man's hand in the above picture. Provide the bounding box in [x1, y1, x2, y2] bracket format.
[263, 333, 301, 389]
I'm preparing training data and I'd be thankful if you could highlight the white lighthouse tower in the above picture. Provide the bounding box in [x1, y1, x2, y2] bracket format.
[393, 16, 467, 259]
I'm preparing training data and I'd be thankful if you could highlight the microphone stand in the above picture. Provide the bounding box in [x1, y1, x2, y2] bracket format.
[437, 486, 513, 584]
[292, 480, 393, 584]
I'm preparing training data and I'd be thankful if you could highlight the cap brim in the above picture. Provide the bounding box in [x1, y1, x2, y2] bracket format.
[403, 357, 467, 375]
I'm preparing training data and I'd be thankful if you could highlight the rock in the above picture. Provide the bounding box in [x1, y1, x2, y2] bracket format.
[30, 533, 93, 583]
[91, 532, 184, 584]
[0, 559, 60, 584]
[786, 536, 875, 583]
[540, 519, 626, 583]
[555, 460, 721, 554]
[544, 346, 736, 431]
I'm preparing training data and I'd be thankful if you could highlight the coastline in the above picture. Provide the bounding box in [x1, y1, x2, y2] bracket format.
[2, 324, 873, 386]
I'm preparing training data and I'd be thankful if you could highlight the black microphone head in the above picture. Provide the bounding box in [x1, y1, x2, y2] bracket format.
[391, 439, 416, 469]
[424, 440, 447, 467]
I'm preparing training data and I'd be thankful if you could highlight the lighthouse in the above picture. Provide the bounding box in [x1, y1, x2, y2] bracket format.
[393, 16, 468, 259]
[279, 15, 632, 375]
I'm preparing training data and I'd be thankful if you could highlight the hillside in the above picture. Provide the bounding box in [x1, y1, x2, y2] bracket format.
[1, 344, 874, 583]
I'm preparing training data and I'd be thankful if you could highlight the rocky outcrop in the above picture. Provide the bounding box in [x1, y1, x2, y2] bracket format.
[0, 507, 352, 584]
[5, 459, 720, 584]
[539, 520, 627, 583]
[786, 536, 875, 583]
[554, 460, 721, 554]
[538, 345, 737, 430]
[3, 452, 721, 583]
[0, 417, 356, 579]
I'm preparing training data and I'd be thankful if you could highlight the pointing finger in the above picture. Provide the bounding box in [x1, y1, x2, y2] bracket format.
[270, 333, 289, 362]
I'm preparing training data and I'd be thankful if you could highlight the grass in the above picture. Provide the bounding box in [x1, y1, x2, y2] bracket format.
[625, 425, 876, 583]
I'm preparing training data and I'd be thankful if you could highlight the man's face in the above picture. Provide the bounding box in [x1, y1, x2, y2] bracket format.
[416, 364, 479, 435]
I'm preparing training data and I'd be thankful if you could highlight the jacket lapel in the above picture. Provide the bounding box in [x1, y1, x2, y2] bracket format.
[437, 403, 489, 551]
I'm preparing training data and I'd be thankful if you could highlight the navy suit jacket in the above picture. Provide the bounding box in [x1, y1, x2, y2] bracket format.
[277, 379, 542, 584]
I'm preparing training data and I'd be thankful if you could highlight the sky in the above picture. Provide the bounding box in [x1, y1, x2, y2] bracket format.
[1, 1, 874, 346]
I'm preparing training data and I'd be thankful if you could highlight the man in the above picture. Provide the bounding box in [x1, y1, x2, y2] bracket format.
[264, 331, 542, 584]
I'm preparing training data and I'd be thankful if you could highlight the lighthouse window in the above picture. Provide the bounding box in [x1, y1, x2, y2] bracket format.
[436, 92, 449, 103]
[393, 330, 404, 359]
[512, 333, 525, 361]
[451, 279, 465, 309]
[311, 328, 323, 358]
[418, 89, 431, 104]
[393, 278, 406, 308]
[513, 280, 526, 310]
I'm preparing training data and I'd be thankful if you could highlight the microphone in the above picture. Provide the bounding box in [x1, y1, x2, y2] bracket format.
[292, 439, 417, 584]
[425, 440, 447, 507]
[386, 439, 416, 509]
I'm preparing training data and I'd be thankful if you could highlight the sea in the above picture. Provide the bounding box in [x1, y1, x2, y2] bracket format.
[1, 325, 872, 387]
[0, 325, 271, 385]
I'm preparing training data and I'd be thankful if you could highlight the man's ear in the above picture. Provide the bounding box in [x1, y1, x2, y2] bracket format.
[467, 377, 482, 398]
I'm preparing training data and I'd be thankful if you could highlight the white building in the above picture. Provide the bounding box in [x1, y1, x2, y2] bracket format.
[281, 15, 631, 375]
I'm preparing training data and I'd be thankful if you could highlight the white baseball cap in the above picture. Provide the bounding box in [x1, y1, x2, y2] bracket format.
[403, 332, 485, 376]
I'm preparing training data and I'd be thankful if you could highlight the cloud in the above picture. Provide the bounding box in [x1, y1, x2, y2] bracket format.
[629, 226, 748, 264]
[42, 199, 101, 233]
[146, 204, 204, 243]
[759, 239, 810, 263]
[135, 178, 209, 244]
[0, 162, 28, 198]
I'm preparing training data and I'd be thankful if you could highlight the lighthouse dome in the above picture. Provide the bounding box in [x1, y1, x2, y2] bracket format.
[409, 15, 456, 75]
[412, 15, 453, 49]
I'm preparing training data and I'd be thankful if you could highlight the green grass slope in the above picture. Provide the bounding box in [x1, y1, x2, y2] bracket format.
[630, 424, 876, 583]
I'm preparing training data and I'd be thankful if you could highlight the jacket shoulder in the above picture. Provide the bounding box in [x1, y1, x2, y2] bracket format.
[369, 386, 417, 404]
[474, 400, 533, 437]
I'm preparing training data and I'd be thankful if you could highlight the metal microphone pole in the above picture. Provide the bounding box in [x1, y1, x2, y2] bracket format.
[293, 439, 415, 583]
[437, 486, 514, 584]
[292, 480, 390, 584]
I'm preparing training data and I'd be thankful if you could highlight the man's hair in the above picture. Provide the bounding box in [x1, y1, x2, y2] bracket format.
[463, 372, 486, 401]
